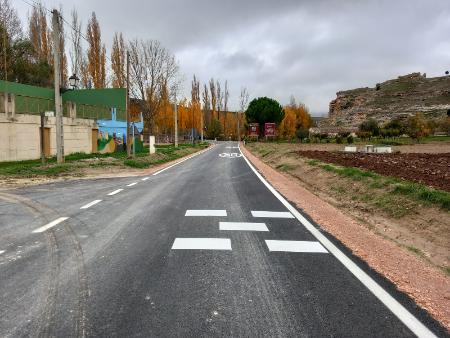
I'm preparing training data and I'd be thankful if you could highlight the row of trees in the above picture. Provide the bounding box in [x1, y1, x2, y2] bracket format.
[0, 1, 251, 140]
[358, 114, 449, 141]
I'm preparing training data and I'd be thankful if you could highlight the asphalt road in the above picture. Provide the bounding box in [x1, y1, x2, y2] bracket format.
[0, 142, 447, 337]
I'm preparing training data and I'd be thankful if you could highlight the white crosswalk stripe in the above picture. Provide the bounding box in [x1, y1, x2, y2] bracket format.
[219, 222, 268, 231]
[265, 240, 328, 253]
[251, 211, 294, 218]
[171, 238, 232, 250]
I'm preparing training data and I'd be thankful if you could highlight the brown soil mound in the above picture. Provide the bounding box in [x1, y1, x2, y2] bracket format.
[295, 151, 450, 192]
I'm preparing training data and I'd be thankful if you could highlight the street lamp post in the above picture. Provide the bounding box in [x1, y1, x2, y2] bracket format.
[68, 74, 80, 89]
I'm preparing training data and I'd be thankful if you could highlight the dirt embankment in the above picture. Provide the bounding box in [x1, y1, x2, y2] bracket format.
[296, 151, 450, 192]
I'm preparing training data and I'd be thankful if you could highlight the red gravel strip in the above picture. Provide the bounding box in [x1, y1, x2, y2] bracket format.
[295, 151, 450, 192]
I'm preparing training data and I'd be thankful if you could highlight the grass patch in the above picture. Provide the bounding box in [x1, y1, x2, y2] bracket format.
[0, 142, 209, 178]
[406, 245, 425, 257]
[306, 159, 319, 166]
[392, 182, 450, 210]
[444, 267, 450, 276]
[304, 160, 450, 211]
[275, 163, 296, 172]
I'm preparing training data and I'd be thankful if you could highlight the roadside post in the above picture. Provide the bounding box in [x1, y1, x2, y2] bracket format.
[40, 112, 45, 165]
[149, 136, 156, 154]
[132, 122, 136, 158]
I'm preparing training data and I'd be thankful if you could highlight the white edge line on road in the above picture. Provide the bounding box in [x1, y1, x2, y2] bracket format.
[152, 145, 213, 176]
[0, 250, 5, 255]
[127, 182, 138, 187]
[141, 177, 150, 181]
[107, 189, 123, 196]
[238, 144, 436, 338]
[32, 217, 69, 233]
[80, 199, 102, 209]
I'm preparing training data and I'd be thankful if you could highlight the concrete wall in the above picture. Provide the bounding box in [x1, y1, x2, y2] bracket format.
[0, 112, 98, 162]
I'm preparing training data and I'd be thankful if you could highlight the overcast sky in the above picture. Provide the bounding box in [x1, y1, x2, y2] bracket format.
[13, 0, 450, 115]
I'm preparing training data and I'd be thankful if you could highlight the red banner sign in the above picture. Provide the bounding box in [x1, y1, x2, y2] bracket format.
[248, 123, 259, 137]
[265, 123, 276, 137]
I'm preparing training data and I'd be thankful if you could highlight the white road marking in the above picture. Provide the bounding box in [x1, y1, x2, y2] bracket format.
[107, 189, 123, 196]
[265, 240, 328, 253]
[219, 222, 268, 231]
[219, 153, 242, 158]
[141, 177, 150, 181]
[80, 200, 102, 209]
[239, 144, 437, 338]
[153, 146, 213, 176]
[251, 211, 295, 219]
[0, 250, 5, 255]
[171, 238, 232, 250]
[127, 182, 138, 187]
[185, 210, 227, 217]
[32, 217, 69, 233]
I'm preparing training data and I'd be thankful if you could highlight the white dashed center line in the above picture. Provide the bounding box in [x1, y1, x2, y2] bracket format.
[219, 222, 269, 232]
[251, 211, 295, 218]
[265, 240, 328, 253]
[32, 217, 69, 233]
[171, 238, 232, 250]
[80, 200, 102, 209]
[0, 250, 5, 255]
[141, 177, 150, 181]
[185, 210, 227, 217]
[108, 189, 123, 196]
[127, 182, 138, 187]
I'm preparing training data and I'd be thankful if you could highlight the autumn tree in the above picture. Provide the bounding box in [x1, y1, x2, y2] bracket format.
[86, 12, 106, 88]
[0, 0, 22, 41]
[69, 8, 82, 79]
[128, 38, 179, 137]
[238, 87, 249, 140]
[57, 6, 68, 87]
[209, 78, 217, 120]
[202, 83, 210, 131]
[28, 3, 51, 64]
[279, 97, 312, 141]
[190, 75, 201, 141]
[405, 113, 431, 142]
[111, 32, 126, 88]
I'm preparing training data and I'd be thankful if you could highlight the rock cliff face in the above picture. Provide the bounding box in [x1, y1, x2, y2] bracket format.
[320, 73, 450, 129]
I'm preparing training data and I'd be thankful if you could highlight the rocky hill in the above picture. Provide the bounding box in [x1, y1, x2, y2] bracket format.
[319, 73, 450, 130]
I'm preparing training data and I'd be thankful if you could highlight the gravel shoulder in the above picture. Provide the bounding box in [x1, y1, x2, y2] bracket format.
[242, 142, 450, 331]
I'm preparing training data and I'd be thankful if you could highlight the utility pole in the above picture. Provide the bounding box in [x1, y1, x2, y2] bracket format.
[126, 51, 131, 157]
[201, 108, 204, 142]
[174, 94, 178, 147]
[52, 10, 64, 163]
[40, 112, 45, 165]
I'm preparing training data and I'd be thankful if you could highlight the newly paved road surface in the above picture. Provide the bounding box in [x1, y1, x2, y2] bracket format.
[0, 142, 446, 337]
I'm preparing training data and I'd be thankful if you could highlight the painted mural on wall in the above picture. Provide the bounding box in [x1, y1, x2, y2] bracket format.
[97, 108, 144, 153]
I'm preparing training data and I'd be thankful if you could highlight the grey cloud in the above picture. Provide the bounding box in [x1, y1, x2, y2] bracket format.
[14, 0, 450, 114]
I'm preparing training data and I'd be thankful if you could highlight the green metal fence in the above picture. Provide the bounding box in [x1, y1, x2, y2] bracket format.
[0, 80, 127, 121]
